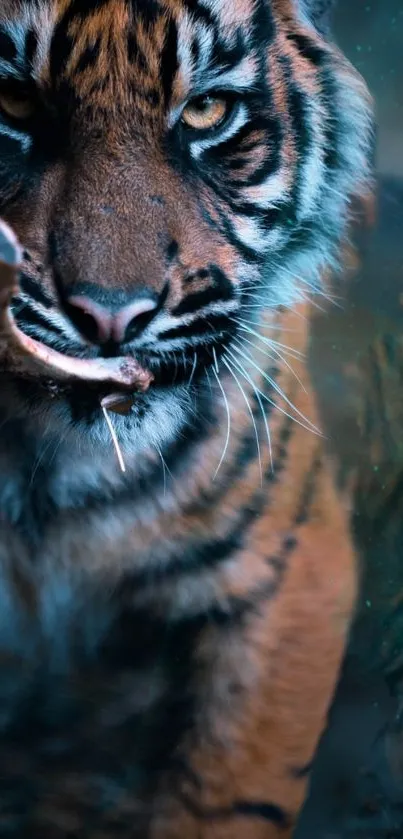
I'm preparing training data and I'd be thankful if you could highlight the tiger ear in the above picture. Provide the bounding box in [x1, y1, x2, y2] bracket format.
[301, 0, 336, 34]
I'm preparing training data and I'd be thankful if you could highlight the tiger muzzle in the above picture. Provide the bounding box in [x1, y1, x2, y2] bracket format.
[0, 219, 153, 393]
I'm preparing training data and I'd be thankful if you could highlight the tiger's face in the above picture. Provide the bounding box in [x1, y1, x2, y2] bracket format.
[0, 0, 372, 466]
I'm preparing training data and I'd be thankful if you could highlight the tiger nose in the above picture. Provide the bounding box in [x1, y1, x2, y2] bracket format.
[66, 294, 158, 345]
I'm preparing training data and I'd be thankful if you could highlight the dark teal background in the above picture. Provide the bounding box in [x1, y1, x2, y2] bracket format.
[335, 0, 403, 177]
[296, 3, 403, 836]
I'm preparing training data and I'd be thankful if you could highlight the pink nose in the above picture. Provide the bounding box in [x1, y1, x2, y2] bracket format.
[66, 294, 158, 345]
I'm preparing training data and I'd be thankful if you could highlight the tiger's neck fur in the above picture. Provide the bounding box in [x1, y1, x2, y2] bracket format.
[0, 297, 345, 641]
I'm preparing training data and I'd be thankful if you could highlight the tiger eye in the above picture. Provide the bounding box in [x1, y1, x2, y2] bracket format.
[0, 91, 35, 121]
[181, 96, 228, 131]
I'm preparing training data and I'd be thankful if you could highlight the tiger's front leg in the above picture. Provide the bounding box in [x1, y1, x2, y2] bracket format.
[150, 475, 357, 839]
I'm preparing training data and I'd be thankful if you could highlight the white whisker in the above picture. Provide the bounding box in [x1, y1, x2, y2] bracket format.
[230, 344, 321, 436]
[225, 348, 273, 473]
[205, 368, 213, 395]
[212, 346, 219, 374]
[233, 335, 307, 394]
[211, 349, 232, 480]
[222, 355, 262, 486]
[188, 351, 198, 387]
[236, 314, 293, 333]
[101, 406, 126, 473]
[156, 444, 172, 496]
[233, 320, 305, 358]
[29, 423, 55, 487]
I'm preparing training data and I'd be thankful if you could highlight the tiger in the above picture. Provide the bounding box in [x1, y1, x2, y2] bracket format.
[0, 0, 373, 836]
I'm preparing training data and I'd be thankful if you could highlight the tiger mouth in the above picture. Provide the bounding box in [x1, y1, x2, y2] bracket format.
[5, 320, 153, 392]
[0, 220, 153, 396]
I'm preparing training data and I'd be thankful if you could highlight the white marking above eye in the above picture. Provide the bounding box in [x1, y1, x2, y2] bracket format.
[194, 54, 259, 95]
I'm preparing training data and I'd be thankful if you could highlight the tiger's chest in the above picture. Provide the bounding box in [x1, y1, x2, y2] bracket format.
[0, 498, 204, 833]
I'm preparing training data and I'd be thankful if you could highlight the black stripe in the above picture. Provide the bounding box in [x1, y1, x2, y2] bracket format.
[209, 27, 248, 76]
[207, 544, 290, 627]
[172, 285, 233, 317]
[49, 0, 110, 91]
[75, 36, 102, 74]
[173, 265, 234, 317]
[228, 157, 248, 172]
[0, 28, 17, 63]
[127, 36, 149, 71]
[317, 66, 341, 172]
[217, 209, 266, 264]
[238, 150, 282, 190]
[295, 455, 322, 525]
[124, 509, 257, 587]
[210, 116, 282, 182]
[124, 411, 295, 587]
[19, 273, 53, 309]
[202, 154, 288, 225]
[251, 0, 277, 48]
[231, 199, 285, 231]
[265, 534, 297, 575]
[263, 453, 323, 573]
[178, 791, 289, 826]
[160, 17, 179, 107]
[202, 116, 278, 193]
[25, 28, 38, 67]
[15, 303, 65, 337]
[167, 239, 179, 262]
[50, 25, 74, 83]
[183, 268, 210, 285]
[0, 132, 27, 164]
[286, 32, 326, 68]
[61, 0, 110, 17]
[208, 579, 285, 627]
[277, 217, 317, 269]
[235, 800, 289, 826]
[182, 0, 215, 26]
[290, 759, 314, 779]
[285, 34, 340, 176]
[190, 34, 200, 66]
[277, 54, 311, 222]
[159, 315, 232, 342]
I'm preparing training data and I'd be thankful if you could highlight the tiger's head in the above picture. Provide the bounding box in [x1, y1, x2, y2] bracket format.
[0, 0, 373, 471]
